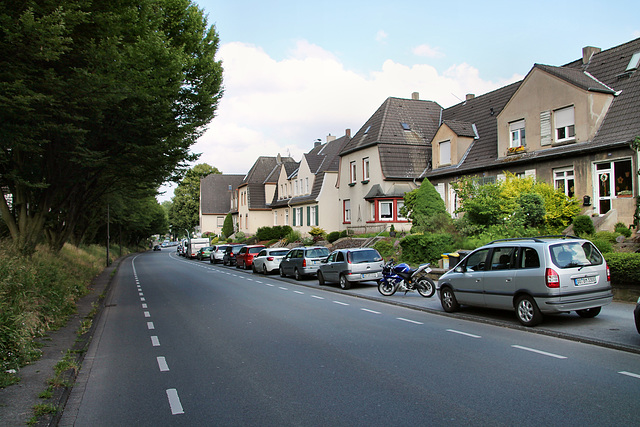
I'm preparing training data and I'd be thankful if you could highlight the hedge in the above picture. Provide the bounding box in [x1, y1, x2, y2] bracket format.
[603, 252, 640, 287]
[399, 233, 455, 265]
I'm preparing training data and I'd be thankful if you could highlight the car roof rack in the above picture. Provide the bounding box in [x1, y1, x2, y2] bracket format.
[487, 235, 580, 245]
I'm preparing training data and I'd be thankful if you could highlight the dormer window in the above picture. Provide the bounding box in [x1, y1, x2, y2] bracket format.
[626, 51, 640, 71]
[509, 120, 526, 148]
[554, 106, 575, 142]
[439, 140, 451, 166]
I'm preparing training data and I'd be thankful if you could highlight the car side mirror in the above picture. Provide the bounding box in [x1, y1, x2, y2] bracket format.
[455, 266, 466, 273]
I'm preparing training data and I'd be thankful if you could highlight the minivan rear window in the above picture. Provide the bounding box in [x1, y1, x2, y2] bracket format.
[307, 248, 329, 258]
[550, 241, 603, 268]
[348, 249, 382, 263]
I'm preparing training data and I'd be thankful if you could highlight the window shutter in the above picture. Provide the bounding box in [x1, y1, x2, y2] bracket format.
[293, 209, 296, 226]
[307, 206, 311, 226]
[315, 206, 319, 226]
[540, 111, 551, 145]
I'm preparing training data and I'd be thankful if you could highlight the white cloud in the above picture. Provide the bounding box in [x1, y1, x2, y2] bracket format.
[158, 40, 522, 202]
[412, 44, 444, 58]
[376, 30, 388, 43]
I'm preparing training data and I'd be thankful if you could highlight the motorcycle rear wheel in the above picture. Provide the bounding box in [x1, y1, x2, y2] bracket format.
[416, 278, 436, 297]
[377, 280, 396, 296]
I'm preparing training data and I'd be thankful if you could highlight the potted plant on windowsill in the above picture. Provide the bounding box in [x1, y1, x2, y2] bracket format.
[507, 146, 526, 155]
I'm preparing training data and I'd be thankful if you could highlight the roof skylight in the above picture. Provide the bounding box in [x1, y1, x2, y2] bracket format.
[626, 51, 640, 71]
[401, 122, 411, 131]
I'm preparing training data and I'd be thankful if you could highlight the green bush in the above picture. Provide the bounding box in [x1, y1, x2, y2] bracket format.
[614, 222, 632, 238]
[373, 240, 395, 259]
[572, 215, 595, 236]
[589, 237, 613, 254]
[339, 230, 348, 238]
[604, 252, 640, 286]
[327, 231, 341, 243]
[399, 233, 455, 265]
[256, 225, 293, 241]
[284, 230, 301, 245]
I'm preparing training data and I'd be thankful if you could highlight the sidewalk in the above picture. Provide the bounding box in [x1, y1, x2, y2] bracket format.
[0, 258, 122, 427]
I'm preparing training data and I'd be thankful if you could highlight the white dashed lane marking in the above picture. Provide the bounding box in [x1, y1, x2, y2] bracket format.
[447, 329, 481, 338]
[512, 345, 567, 359]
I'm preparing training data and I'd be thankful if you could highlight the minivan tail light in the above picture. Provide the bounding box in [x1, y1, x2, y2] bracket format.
[546, 268, 560, 288]
[302, 259, 307, 267]
[347, 252, 352, 264]
[606, 263, 611, 282]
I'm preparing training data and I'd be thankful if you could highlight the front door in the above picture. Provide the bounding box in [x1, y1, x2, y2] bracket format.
[596, 163, 613, 214]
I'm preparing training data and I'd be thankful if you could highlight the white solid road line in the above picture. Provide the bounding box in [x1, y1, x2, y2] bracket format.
[512, 345, 567, 359]
[166, 389, 184, 415]
[447, 329, 482, 339]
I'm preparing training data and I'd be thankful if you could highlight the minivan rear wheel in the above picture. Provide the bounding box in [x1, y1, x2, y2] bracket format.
[294, 268, 302, 281]
[516, 295, 542, 326]
[339, 274, 350, 290]
[576, 307, 601, 318]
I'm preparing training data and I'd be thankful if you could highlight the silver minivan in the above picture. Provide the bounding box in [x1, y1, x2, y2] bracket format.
[317, 248, 384, 290]
[437, 236, 613, 326]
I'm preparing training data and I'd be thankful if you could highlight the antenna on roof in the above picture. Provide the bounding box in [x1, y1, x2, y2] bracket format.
[451, 93, 464, 103]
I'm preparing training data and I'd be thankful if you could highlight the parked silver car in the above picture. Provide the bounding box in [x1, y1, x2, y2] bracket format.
[437, 236, 613, 326]
[210, 244, 231, 264]
[279, 246, 330, 280]
[317, 248, 384, 290]
[252, 248, 290, 274]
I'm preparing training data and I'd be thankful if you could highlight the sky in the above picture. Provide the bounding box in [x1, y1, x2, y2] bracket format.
[158, 0, 640, 202]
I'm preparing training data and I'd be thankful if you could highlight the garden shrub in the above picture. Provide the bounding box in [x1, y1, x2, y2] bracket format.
[373, 240, 395, 259]
[255, 225, 292, 241]
[572, 215, 595, 236]
[308, 226, 326, 242]
[284, 230, 301, 244]
[604, 252, 640, 287]
[399, 233, 455, 265]
[614, 222, 632, 238]
[589, 237, 613, 254]
[327, 231, 341, 243]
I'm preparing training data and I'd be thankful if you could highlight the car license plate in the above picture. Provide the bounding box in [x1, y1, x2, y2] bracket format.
[575, 276, 597, 286]
[360, 273, 378, 279]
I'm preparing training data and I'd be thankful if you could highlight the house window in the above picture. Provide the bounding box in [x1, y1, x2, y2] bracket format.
[305, 177, 309, 194]
[396, 200, 405, 220]
[280, 184, 283, 199]
[554, 106, 575, 142]
[285, 209, 289, 225]
[350, 161, 357, 184]
[440, 141, 451, 165]
[379, 200, 393, 221]
[509, 120, 526, 148]
[363, 158, 370, 181]
[554, 167, 575, 198]
[217, 217, 224, 227]
[595, 159, 633, 214]
[273, 211, 278, 226]
[309, 205, 318, 226]
[344, 200, 351, 223]
[293, 207, 303, 226]
[295, 180, 299, 196]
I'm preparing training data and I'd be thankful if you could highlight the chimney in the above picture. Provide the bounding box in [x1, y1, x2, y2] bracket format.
[466, 94, 475, 101]
[314, 139, 322, 147]
[345, 128, 351, 138]
[582, 46, 601, 64]
[412, 92, 420, 100]
[326, 134, 336, 143]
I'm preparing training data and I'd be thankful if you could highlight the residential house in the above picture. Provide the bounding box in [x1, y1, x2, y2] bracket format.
[337, 93, 443, 233]
[199, 174, 244, 236]
[427, 38, 640, 229]
[236, 155, 295, 235]
[271, 131, 350, 234]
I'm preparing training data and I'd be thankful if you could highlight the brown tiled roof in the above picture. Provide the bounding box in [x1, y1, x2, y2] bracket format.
[200, 174, 244, 214]
[242, 156, 295, 209]
[340, 97, 443, 179]
[533, 64, 616, 94]
[443, 120, 477, 138]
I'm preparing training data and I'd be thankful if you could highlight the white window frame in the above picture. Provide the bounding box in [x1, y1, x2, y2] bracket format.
[363, 158, 370, 181]
[349, 161, 357, 184]
[344, 200, 351, 222]
[439, 140, 451, 166]
[378, 200, 394, 221]
[509, 120, 526, 148]
[396, 200, 405, 220]
[305, 177, 309, 194]
[217, 216, 224, 227]
[273, 211, 278, 226]
[554, 106, 575, 142]
[309, 205, 317, 226]
[284, 209, 289, 226]
[554, 167, 575, 198]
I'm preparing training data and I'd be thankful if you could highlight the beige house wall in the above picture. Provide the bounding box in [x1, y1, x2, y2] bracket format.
[497, 69, 614, 157]
[338, 145, 415, 233]
[200, 214, 226, 236]
[431, 127, 474, 170]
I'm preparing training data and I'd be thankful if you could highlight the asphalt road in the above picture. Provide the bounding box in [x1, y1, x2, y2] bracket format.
[66, 251, 640, 426]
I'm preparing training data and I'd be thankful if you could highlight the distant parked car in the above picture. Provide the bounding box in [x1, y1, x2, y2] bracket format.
[252, 248, 290, 274]
[279, 246, 330, 280]
[223, 244, 246, 266]
[317, 248, 384, 290]
[235, 245, 266, 269]
[210, 244, 231, 264]
[153, 245, 161, 251]
[437, 236, 612, 326]
[196, 246, 214, 261]
[634, 296, 640, 334]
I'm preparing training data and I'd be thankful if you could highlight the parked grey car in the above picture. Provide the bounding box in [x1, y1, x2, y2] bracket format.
[279, 246, 330, 280]
[437, 236, 613, 326]
[317, 248, 384, 290]
[252, 248, 290, 274]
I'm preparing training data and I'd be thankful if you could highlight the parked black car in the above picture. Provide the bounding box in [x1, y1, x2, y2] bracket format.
[222, 244, 246, 266]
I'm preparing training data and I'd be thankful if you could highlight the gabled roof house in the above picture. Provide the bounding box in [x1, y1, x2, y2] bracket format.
[337, 93, 443, 233]
[426, 38, 640, 229]
[199, 173, 244, 236]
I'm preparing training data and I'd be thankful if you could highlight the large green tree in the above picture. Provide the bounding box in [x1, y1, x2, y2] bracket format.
[0, 0, 223, 254]
[169, 163, 220, 236]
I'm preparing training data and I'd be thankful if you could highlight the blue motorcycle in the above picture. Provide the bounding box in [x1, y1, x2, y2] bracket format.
[377, 259, 436, 297]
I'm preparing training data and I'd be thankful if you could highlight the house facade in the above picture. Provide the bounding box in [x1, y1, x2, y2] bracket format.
[337, 94, 443, 233]
[199, 174, 244, 236]
[427, 39, 640, 229]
